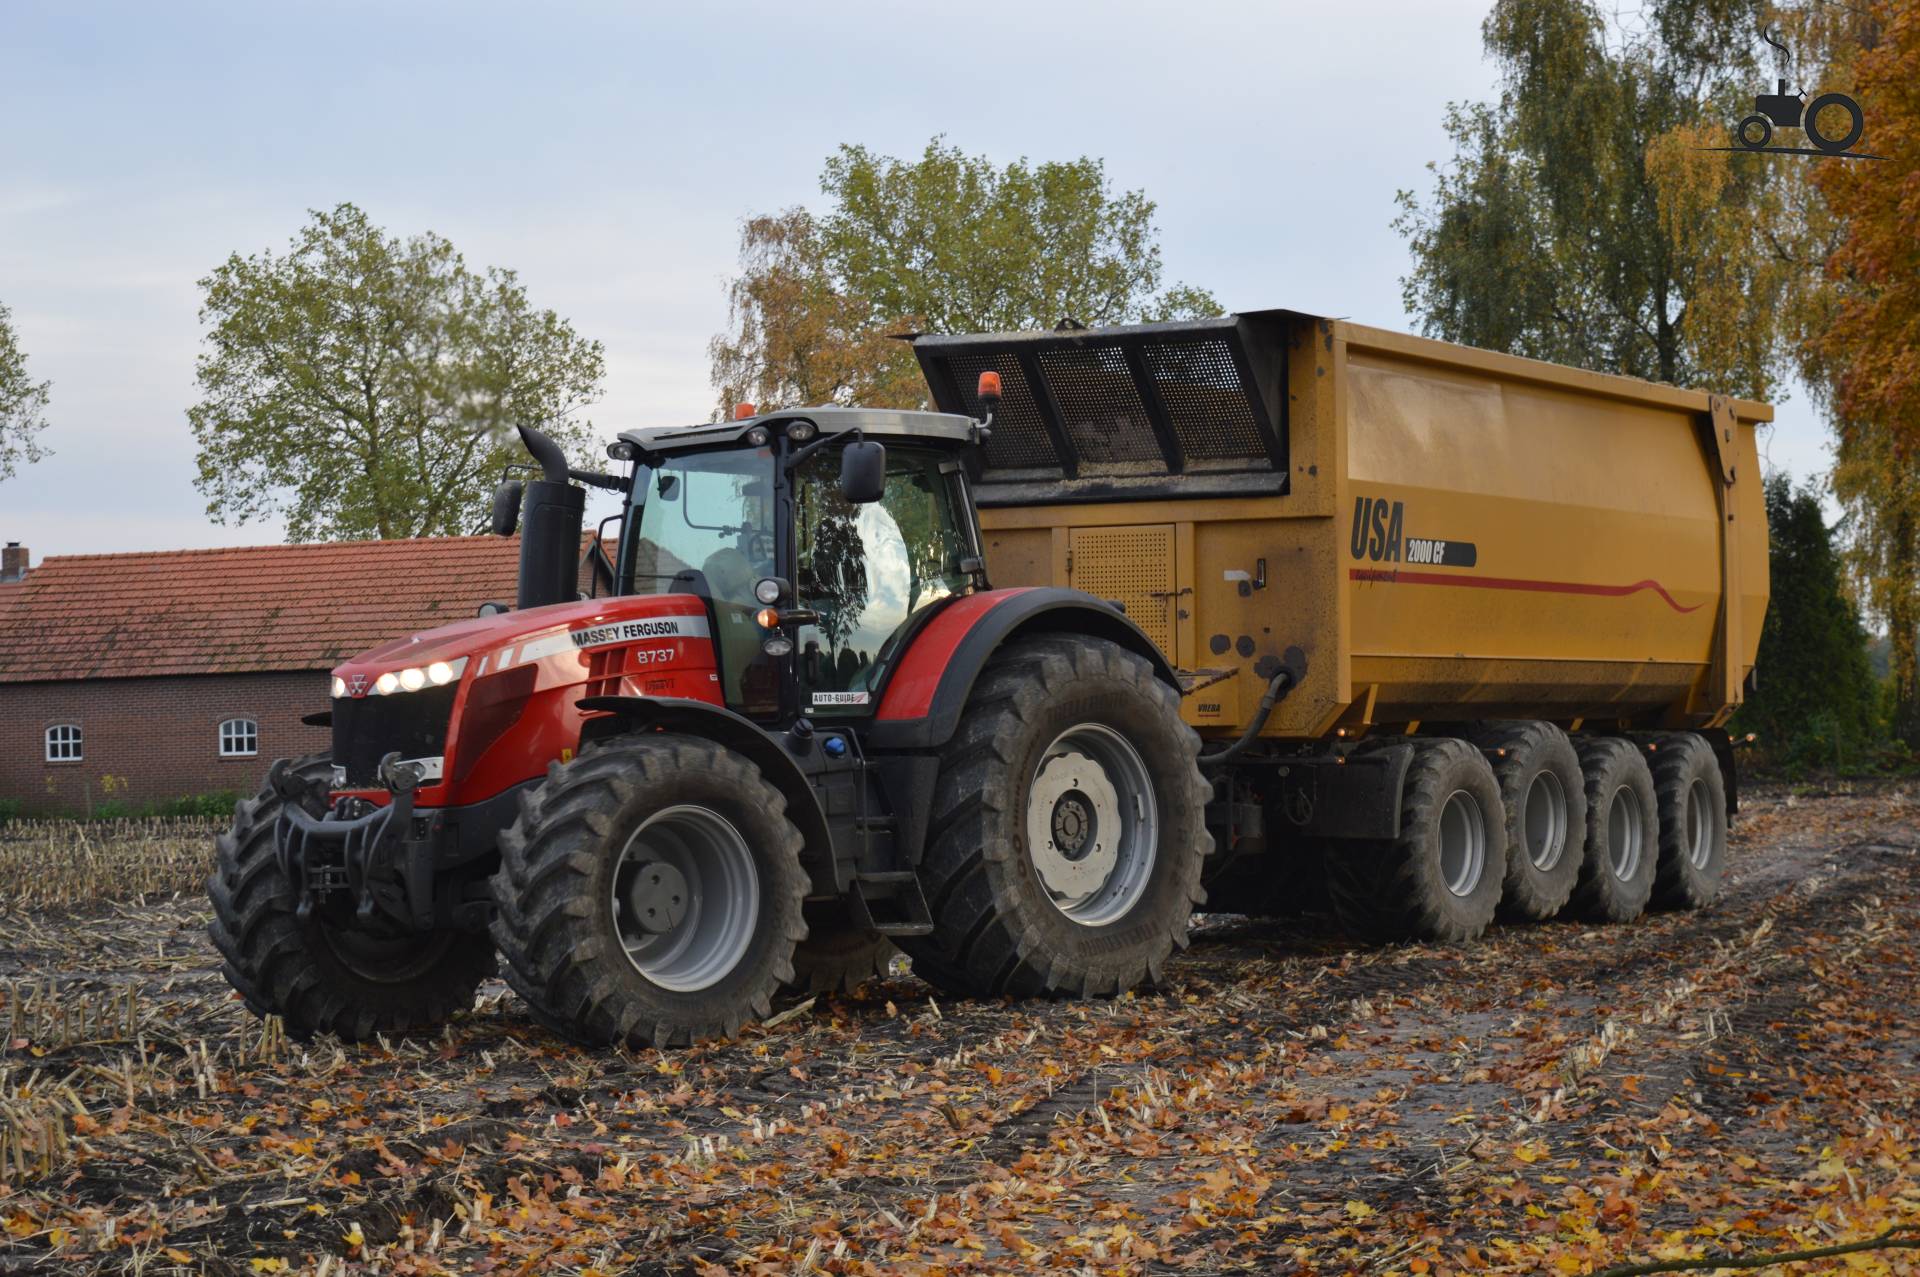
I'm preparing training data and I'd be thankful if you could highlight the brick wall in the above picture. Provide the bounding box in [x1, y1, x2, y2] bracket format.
[0, 671, 331, 815]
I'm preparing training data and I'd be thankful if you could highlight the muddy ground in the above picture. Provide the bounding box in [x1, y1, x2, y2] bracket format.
[2, 784, 1917, 1275]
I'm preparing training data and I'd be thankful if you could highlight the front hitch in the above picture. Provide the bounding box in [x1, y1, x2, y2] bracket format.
[275, 752, 423, 929]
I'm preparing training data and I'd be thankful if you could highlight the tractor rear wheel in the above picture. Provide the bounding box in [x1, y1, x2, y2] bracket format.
[208, 754, 496, 1041]
[1474, 721, 1587, 921]
[1325, 737, 1507, 943]
[490, 735, 809, 1047]
[900, 635, 1210, 999]
[788, 901, 898, 995]
[1566, 737, 1659, 923]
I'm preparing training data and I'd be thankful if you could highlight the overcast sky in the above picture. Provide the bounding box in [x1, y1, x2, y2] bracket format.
[0, 0, 1831, 561]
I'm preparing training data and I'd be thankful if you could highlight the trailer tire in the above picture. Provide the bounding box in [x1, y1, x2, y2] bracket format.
[1645, 733, 1728, 910]
[1566, 737, 1659, 923]
[1326, 737, 1507, 943]
[900, 635, 1210, 999]
[1474, 722, 1587, 921]
[490, 735, 809, 1048]
[789, 902, 898, 995]
[208, 754, 496, 1041]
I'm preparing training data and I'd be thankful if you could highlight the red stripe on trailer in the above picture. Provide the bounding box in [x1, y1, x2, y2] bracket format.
[1349, 568, 1705, 614]
[875, 588, 1035, 721]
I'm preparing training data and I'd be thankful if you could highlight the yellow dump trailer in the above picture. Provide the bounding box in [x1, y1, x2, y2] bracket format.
[913, 312, 1769, 939]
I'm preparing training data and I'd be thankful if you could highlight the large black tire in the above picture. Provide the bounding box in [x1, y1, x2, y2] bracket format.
[1566, 737, 1659, 923]
[1645, 733, 1729, 910]
[789, 901, 898, 995]
[490, 735, 809, 1048]
[208, 754, 496, 1041]
[1474, 722, 1587, 921]
[899, 635, 1210, 999]
[1326, 737, 1507, 943]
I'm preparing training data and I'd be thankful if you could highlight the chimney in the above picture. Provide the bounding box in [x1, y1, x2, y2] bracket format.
[0, 542, 25, 582]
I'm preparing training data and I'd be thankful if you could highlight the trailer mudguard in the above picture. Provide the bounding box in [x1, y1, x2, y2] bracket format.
[867, 587, 1178, 750]
[576, 695, 834, 881]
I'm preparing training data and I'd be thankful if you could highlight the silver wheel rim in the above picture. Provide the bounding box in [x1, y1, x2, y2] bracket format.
[1522, 770, 1569, 872]
[611, 805, 759, 993]
[1438, 789, 1487, 897]
[1606, 785, 1644, 881]
[1025, 723, 1158, 926]
[1684, 777, 1713, 869]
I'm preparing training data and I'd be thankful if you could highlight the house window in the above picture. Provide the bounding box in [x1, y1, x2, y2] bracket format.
[219, 718, 259, 758]
[45, 723, 82, 762]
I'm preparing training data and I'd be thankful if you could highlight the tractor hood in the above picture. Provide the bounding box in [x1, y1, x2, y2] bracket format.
[331, 594, 711, 695]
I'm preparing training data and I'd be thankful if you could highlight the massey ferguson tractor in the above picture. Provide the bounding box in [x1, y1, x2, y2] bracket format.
[211, 387, 1211, 1046]
[213, 309, 1765, 1048]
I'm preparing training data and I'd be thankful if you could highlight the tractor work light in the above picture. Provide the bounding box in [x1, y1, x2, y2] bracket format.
[787, 420, 817, 442]
[427, 660, 458, 686]
[745, 427, 770, 447]
[332, 676, 348, 698]
[398, 666, 427, 692]
[754, 577, 783, 605]
[607, 440, 637, 462]
[374, 672, 400, 695]
[763, 634, 794, 656]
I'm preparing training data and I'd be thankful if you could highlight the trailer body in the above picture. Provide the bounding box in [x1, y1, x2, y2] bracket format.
[913, 311, 1769, 743]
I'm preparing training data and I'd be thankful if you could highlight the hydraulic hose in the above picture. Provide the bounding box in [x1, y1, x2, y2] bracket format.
[1199, 668, 1297, 768]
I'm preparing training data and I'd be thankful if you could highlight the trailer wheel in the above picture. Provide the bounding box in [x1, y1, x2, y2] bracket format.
[490, 735, 809, 1047]
[1645, 733, 1728, 910]
[900, 635, 1210, 999]
[1566, 737, 1659, 923]
[1473, 722, 1587, 921]
[789, 901, 898, 995]
[1326, 738, 1507, 943]
[208, 754, 496, 1041]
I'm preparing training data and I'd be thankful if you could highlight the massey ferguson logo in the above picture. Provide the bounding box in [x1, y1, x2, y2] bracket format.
[347, 673, 367, 696]
[1351, 497, 1479, 568]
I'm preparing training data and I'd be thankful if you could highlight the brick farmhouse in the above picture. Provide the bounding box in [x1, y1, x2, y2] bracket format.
[0, 536, 583, 816]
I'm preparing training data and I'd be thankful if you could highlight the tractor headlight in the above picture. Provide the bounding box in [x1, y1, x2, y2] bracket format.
[368, 657, 469, 695]
[332, 676, 348, 698]
[754, 577, 783, 605]
[787, 420, 817, 442]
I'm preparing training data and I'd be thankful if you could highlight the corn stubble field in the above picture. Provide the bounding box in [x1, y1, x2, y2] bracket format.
[1, 795, 1918, 1276]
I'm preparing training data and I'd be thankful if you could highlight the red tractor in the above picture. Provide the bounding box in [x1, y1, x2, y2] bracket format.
[211, 388, 1210, 1046]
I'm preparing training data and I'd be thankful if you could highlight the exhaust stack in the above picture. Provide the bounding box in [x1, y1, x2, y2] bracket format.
[515, 425, 584, 611]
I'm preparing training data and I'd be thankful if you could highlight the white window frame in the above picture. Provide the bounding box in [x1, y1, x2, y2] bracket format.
[218, 717, 259, 759]
[44, 723, 82, 763]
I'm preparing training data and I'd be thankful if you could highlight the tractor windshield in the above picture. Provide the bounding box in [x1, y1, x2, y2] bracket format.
[618, 447, 778, 714]
[792, 444, 973, 714]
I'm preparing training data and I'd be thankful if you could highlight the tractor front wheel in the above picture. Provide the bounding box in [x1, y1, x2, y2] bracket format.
[490, 735, 809, 1048]
[208, 754, 496, 1040]
[900, 635, 1210, 999]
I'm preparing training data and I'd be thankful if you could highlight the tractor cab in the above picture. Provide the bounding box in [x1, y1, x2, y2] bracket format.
[608, 406, 988, 724]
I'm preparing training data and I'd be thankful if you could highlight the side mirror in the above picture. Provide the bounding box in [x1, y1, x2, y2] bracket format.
[490, 480, 524, 536]
[839, 440, 887, 504]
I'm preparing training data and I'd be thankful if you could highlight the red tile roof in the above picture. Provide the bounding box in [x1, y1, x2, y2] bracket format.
[0, 536, 571, 684]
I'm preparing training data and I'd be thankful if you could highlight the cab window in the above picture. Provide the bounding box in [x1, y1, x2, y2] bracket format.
[621, 448, 778, 715]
